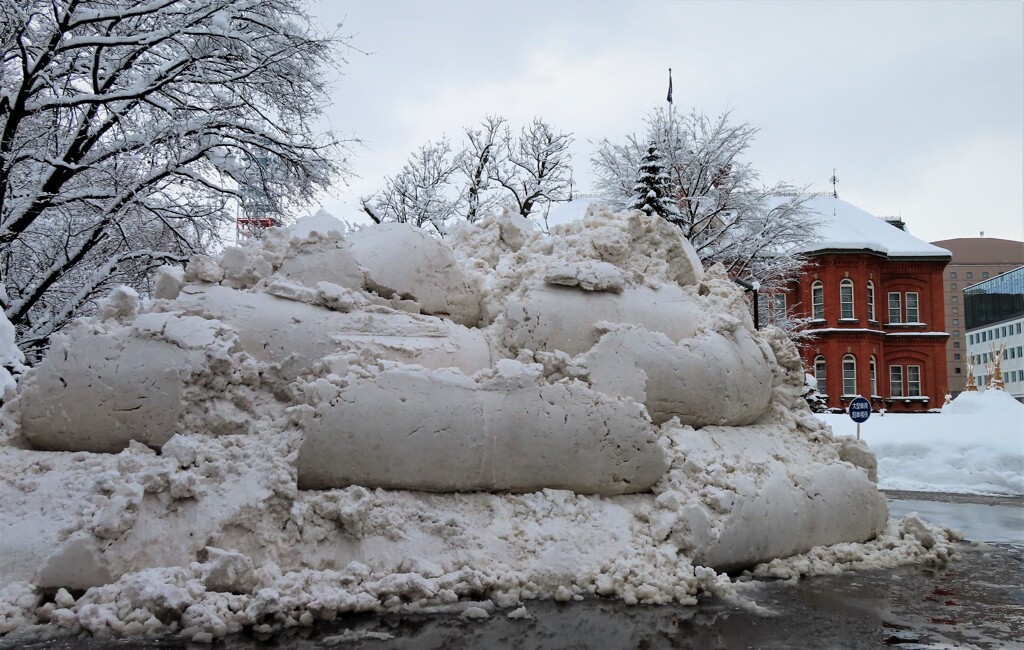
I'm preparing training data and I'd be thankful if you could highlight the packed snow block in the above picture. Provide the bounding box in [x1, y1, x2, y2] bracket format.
[504, 283, 704, 356]
[19, 331, 196, 453]
[346, 223, 483, 327]
[664, 425, 889, 572]
[585, 325, 774, 426]
[276, 236, 365, 291]
[174, 285, 492, 377]
[295, 366, 669, 494]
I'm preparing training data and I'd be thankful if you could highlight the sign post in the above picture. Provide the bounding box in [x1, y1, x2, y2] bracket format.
[848, 396, 871, 440]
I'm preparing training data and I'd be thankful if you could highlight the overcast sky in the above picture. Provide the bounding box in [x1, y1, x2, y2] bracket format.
[305, 0, 1023, 244]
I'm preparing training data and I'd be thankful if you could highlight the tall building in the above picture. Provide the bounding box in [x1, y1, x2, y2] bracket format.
[929, 238, 1024, 395]
[785, 196, 950, 412]
[964, 267, 1024, 402]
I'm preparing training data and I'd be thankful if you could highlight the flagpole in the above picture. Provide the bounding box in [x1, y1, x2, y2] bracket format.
[667, 68, 676, 220]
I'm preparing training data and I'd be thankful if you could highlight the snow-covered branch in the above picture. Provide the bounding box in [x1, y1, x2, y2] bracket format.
[1, 0, 353, 357]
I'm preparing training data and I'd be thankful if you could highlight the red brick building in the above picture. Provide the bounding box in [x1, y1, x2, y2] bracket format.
[785, 196, 951, 412]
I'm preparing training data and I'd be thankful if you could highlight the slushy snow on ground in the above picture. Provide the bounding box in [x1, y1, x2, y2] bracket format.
[821, 389, 1024, 496]
[0, 205, 955, 642]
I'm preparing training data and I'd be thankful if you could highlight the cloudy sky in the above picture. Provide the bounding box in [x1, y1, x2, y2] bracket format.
[305, 0, 1023, 244]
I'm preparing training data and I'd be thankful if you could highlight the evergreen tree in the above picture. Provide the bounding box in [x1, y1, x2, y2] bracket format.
[628, 142, 679, 221]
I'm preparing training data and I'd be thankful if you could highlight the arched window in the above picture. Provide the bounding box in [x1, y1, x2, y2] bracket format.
[814, 355, 827, 394]
[842, 354, 857, 396]
[811, 281, 824, 320]
[840, 279, 855, 319]
[869, 355, 878, 396]
[866, 280, 876, 321]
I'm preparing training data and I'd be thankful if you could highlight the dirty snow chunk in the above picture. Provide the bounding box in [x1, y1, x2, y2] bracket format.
[276, 236, 365, 293]
[20, 329, 195, 452]
[504, 284, 705, 357]
[584, 325, 774, 426]
[184, 254, 224, 284]
[0, 309, 24, 401]
[96, 286, 139, 323]
[174, 285, 492, 378]
[203, 548, 257, 594]
[507, 606, 532, 619]
[217, 245, 274, 289]
[153, 265, 185, 300]
[461, 606, 490, 619]
[295, 365, 667, 494]
[544, 260, 627, 292]
[347, 223, 482, 327]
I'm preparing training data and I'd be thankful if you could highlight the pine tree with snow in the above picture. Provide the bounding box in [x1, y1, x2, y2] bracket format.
[628, 142, 679, 222]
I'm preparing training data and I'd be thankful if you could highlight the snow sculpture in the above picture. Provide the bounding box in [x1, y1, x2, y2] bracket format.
[18, 208, 777, 494]
[0, 205, 902, 634]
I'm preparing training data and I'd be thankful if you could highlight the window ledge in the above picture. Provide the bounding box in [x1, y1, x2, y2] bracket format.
[886, 322, 927, 328]
[838, 318, 859, 323]
[885, 396, 930, 402]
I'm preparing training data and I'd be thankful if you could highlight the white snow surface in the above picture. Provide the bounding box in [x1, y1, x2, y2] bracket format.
[289, 209, 349, 239]
[788, 195, 952, 259]
[0, 207, 956, 641]
[820, 390, 1024, 496]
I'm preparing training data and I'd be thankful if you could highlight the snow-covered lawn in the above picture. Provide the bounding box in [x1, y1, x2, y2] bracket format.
[819, 390, 1024, 497]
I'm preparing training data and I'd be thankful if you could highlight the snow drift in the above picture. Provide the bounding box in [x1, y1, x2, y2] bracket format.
[0, 205, 945, 641]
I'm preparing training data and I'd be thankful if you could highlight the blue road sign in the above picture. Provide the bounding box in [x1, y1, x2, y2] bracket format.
[848, 396, 871, 423]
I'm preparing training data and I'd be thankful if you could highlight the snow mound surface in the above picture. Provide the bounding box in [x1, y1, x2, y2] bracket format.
[0, 206, 949, 641]
[821, 389, 1024, 496]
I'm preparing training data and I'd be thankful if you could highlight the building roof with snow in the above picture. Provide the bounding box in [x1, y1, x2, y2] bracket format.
[792, 194, 951, 260]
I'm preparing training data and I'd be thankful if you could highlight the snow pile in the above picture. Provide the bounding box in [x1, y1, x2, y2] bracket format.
[0, 206, 951, 640]
[289, 208, 350, 239]
[820, 390, 1024, 496]
[0, 309, 25, 403]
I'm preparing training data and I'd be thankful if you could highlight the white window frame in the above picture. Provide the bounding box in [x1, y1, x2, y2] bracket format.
[890, 365, 904, 397]
[842, 354, 857, 396]
[907, 365, 921, 397]
[869, 356, 878, 396]
[840, 279, 855, 320]
[773, 293, 786, 322]
[905, 292, 919, 323]
[888, 292, 902, 324]
[814, 356, 827, 394]
[811, 281, 824, 320]
[867, 280, 876, 321]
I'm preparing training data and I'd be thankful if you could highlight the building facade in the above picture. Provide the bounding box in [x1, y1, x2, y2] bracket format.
[964, 267, 1024, 402]
[929, 238, 1024, 395]
[784, 196, 950, 412]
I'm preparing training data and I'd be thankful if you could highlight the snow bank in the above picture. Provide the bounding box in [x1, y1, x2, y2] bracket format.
[0, 206, 943, 641]
[820, 390, 1024, 496]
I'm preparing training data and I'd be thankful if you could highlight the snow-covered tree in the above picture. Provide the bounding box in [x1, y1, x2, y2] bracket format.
[801, 373, 829, 413]
[491, 118, 574, 223]
[460, 116, 507, 223]
[361, 138, 463, 235]
[628, 142, 679, 221]
[0, 0, 350, 358]
[363, 116, 573, 232]
[592, 108, 818, 294]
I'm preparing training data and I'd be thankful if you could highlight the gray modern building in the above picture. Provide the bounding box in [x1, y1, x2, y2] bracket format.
[964, 266, 1024, 401]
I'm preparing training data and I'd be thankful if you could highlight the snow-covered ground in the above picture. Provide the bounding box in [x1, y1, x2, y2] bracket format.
[819, 390, 1024, 497]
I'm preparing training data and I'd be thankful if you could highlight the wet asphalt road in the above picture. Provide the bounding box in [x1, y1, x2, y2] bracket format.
[5, 493, 1022, 650]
